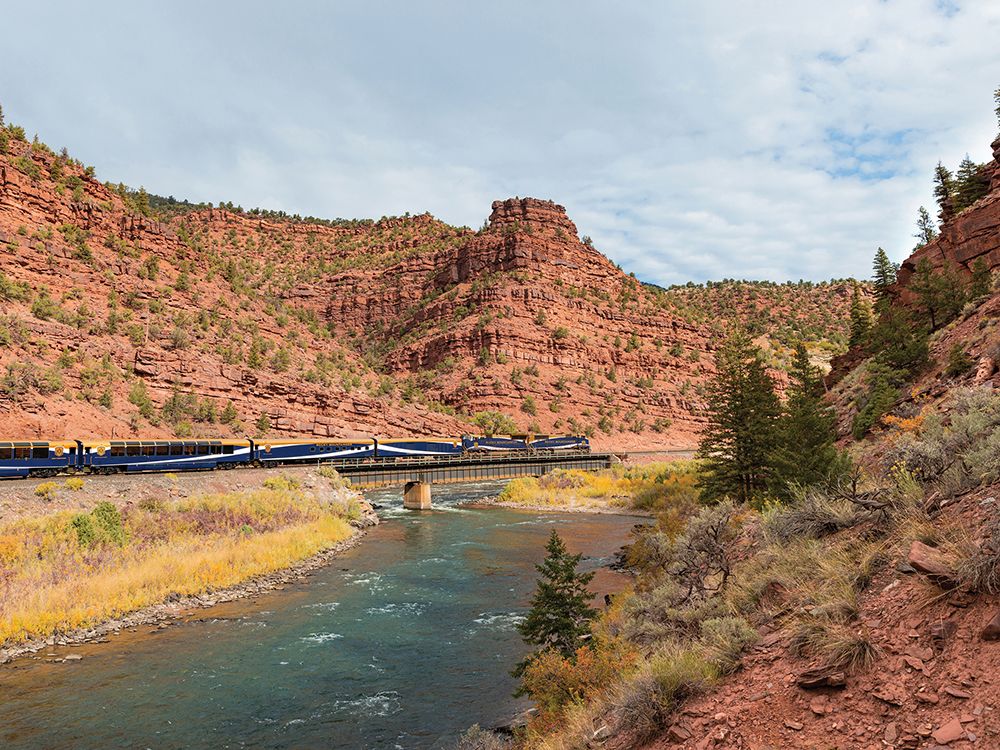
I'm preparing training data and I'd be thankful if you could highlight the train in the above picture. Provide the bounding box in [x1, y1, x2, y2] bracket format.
[0, 434, 591, 479]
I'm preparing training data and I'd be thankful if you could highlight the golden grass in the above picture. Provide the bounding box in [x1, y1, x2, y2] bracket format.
[498, 462, 700, 514]
[0, 485, 355, 646]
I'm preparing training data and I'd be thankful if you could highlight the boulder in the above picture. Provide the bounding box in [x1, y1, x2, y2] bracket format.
[907, 541, 958, 588]
[982, 610, 1000, 641]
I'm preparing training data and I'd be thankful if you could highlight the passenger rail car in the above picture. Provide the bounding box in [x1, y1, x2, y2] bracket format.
[84, 440, 252, 474]
[254, 439, 376, 465]
[0, 441, 79, 478]
[0, 434, 590, 478]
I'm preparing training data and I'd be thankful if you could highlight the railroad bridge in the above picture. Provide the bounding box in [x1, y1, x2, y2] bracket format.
[333, 451, 615, 509]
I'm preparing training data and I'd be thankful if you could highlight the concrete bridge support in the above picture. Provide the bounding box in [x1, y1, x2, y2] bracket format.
[403, 480, 432, 510]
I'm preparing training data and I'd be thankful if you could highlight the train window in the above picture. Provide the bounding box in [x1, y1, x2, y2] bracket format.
[126, 444, 141, 457]
[0, 446, 11, 460]
[223, 445, 234, 455]
[33, 446, 49, 459]
[156, 444, 170, 456]
[184, 444, 194, 456]
[111, 445, 125, 457]
[211, 444, 221, 455]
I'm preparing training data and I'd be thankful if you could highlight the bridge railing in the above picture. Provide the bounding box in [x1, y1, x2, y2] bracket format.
[334, 452, 614, 488]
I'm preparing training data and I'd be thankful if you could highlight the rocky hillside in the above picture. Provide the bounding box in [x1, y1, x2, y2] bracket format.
[0, 121, 854, 449]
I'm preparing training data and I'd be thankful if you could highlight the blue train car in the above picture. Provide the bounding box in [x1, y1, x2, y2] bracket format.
[82, 440, 252, 473]
[0, 440, 79, 479]
[462, 435, 530, 453]
[530, 435, 590, 452]
[255, 439, 376, 465]
[376, 438, 463, 459]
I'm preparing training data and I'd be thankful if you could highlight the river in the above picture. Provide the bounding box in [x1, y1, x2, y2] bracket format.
[0, 482, 644, 750]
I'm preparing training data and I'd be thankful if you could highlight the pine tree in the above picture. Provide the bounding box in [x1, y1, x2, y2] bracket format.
[851, 363, 899, 438]
[910, 257, 965, 331]
[954, 156, 990, 213]
[934, 162, 955, 224]
[696, 330, 781, 505]
[913, 206, 937, 249]
[995, 86, 1000, 130]
[970, 257, 993, 299]
[514, 530, 595, 677]
[871, 248, 898, 306]
[866, 305, 929, 377]
[255, 413, 271, 437]
[848, 282, 873, 348]
[770, 343, 843, 498]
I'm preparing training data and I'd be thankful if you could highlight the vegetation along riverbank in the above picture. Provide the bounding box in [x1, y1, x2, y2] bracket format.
[476, 463, 699, 518]
[0, 469, 376, 665]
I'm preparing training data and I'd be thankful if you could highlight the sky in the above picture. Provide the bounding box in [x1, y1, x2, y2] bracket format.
[1, 1, 998, 286]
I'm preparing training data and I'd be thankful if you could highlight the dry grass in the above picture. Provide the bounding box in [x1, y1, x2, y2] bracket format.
[789, 618, 882, 671]
[498, 462, 700, 515]
[0, 483, 356, 646]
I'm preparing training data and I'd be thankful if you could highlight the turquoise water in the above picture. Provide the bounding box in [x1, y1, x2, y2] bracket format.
[0, 483, 642, 749]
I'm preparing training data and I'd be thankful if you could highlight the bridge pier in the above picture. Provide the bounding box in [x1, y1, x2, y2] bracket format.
[403, 480, 432, 510]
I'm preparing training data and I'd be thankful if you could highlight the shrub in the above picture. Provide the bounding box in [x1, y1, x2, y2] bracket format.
[945, 343, 975, 378]
[471, 410, 517, 437]
[762, 488, 860, 542]
[34, 482, 59, 501]
[552, 326, 569, 341]
[30, 288, 60, 320]
[64, 477, 84, 491]
[255, 413, 271, 437]
[220, 401, 238, 424]
[263, 474, 301, 491]
[888, 387, 1000, 493]
[128, 380, 155, 419]
[789, 618, 880, 672]
[521, 395, 538, 416]
[454, 725, 510, 750]
[954, 511, 1000, 594]
[699, 616, 758, 674]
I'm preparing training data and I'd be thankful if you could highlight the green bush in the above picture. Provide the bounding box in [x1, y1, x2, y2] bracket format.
[72, 501, 127, 547]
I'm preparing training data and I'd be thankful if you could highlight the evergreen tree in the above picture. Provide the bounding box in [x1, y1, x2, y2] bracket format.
[865, 304, 929, 377]
[871, 247, 898, 306]
[514, 530, 595, 679]
[770, 343, 843, 498]
[995, 86, 1000, 130]
[970, 257, 993, 299]
[851, 363, 899, 438]
[954, 156, 991, 213]
[910, 257, 965, 331]
[913, 206, 937, 249]
[934, 162, 955, 224]
[0, 102, 4, 127]
[848, 282, 873, 348]
[696, 330, 781, 505]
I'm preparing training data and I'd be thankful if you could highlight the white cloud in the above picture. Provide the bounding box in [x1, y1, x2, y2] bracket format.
[1, 0, 998, 284]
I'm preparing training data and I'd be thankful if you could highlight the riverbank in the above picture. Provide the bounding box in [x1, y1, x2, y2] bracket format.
[0, 469, 377, 666]
[479, 462, 699, 518]
[469, 495, 652, 517]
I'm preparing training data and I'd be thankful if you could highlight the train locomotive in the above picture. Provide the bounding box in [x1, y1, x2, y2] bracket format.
[0, 433, 590, 479]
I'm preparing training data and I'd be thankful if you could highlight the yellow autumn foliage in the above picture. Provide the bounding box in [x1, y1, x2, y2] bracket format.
[0, 486, 356, 646]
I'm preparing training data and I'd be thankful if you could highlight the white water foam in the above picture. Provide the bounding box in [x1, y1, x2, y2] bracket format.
[472, 612, 526, 631]
[332, 691, 402, 717]
[301, 632, 344, 644]
[364, 602, 426, 617]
